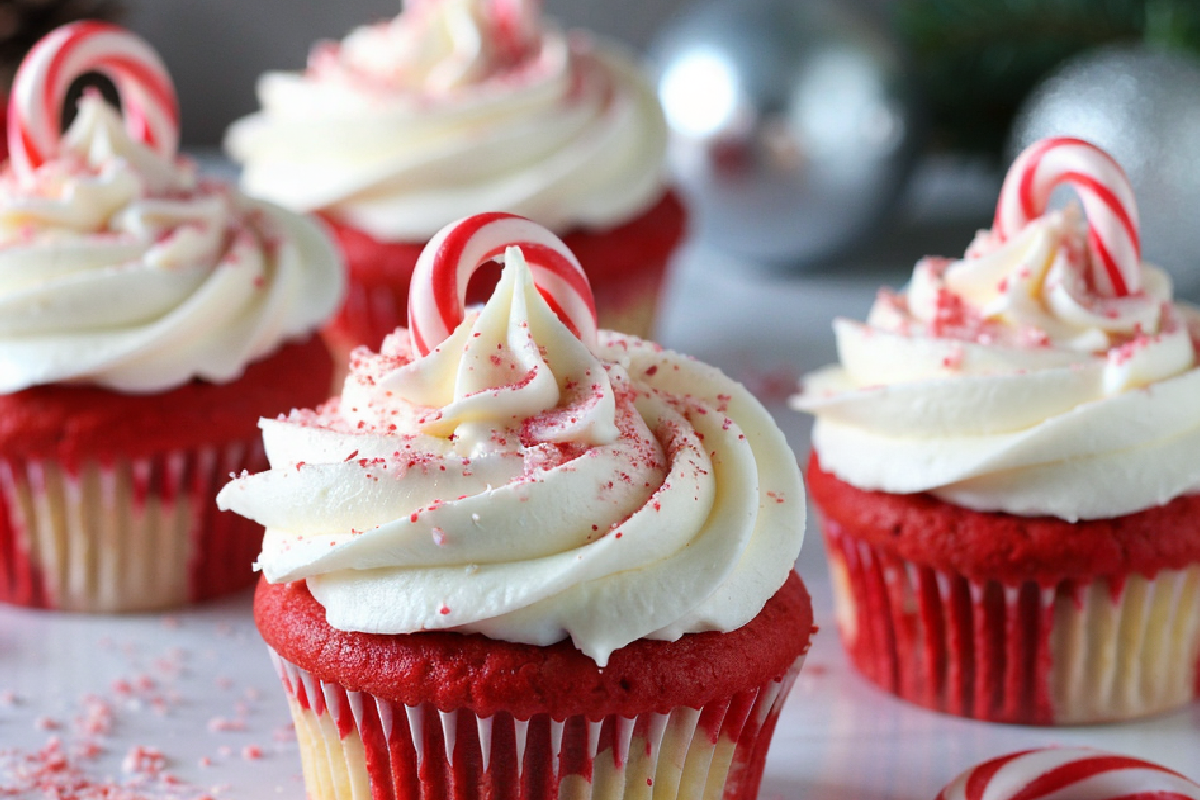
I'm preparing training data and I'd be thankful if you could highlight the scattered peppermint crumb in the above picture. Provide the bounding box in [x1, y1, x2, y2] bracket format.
[206, 717, 246, 733]
[0, 736, 214, 800]
[122, 744, 166, 775]
[241, 745, 264, 761]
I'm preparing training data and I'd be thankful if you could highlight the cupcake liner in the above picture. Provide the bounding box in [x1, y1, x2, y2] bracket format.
[824, 519, 1200, 725]
[268, 648, 801, 800]
[0, 438, 266, 612]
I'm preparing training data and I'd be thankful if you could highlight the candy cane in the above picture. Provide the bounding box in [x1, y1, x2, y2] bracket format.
[936, 748, 1200, 800]
[407, 212, 597, 356]
[994, 137, 1141, 297]
[7, 22, 179, 182]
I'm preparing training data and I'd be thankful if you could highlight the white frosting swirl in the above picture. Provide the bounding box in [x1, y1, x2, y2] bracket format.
[0, 96, 343, 393]
[792, 208, 1200, 520]
[217, 250, 803, 665]
[224, 0, 668, 239]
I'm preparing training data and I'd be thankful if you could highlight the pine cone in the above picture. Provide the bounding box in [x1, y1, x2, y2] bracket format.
[0, 0, 125, 92]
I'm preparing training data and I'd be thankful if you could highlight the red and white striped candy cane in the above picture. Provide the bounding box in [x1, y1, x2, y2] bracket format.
[7, 22, 179, 182]
[407, 212, 597, 356]
[937, 747, 1200, 800]
[993, 137, 1141, 297]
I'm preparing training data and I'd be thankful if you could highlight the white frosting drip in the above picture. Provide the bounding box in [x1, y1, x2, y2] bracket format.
[218, 252, 803, 665]
[224, 0, 667, 239]
[0, 96, 343, 393]
[793, 209, 1200, 520]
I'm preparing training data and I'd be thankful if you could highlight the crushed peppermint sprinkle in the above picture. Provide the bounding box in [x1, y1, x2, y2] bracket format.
[0, 736, 214, 800]
[941, 345, 964, 370]
[121, 745, 167, 776]
[206, 717, 247, 733]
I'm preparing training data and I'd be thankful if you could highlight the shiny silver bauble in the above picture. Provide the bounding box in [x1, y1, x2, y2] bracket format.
[649, 0, 921, 267]
[1010, 45, 1200, 299]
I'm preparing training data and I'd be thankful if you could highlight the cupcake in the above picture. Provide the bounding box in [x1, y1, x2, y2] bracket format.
[792, 137, 1200, 724]
[0, 23, 343, 612]
[217, 212, 811, 799]
[225, 0, 685, 368]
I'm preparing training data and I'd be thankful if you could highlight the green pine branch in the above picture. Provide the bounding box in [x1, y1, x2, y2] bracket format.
[894, 0, 1200, 158]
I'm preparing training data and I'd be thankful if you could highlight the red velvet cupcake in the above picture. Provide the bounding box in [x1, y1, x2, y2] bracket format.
[793, 137, 1200, 724]
[0, 24, 342, 611]
[219, 213, 811, 799]
[226, 0, 686, 369]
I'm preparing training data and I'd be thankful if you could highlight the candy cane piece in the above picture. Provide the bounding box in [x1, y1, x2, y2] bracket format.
[993, 137, 1140, 297]
[936, 747, 1200, 800]
[408, 212, 597, 356]
[7, 21, 179, 181]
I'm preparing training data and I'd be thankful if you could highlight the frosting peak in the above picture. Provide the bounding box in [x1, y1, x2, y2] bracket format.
[320, 0, 543, 94]
[343, 246, 618, 453]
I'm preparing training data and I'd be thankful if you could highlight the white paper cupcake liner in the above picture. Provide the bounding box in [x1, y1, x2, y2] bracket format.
[0, 438, 265, 612]
[268, 647, 801, 800]
[825, 520, 1200, 724]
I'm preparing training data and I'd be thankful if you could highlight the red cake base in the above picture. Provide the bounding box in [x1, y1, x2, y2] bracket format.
[807, 453, 1200, 724]
[321, 190, 687, 364]
[0, 336, 333, 611]
[255, 573, 813, 800]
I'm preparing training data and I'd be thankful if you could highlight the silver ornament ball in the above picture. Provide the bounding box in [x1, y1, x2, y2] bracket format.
[1010, 45, 1200, 299]
[649, 0, 920, 267]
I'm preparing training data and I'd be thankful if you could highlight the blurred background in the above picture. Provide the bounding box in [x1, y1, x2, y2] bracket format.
[5, 0, 1200, 292]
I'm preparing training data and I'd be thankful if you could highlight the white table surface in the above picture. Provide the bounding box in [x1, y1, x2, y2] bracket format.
[2, 164, 1198, 797]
